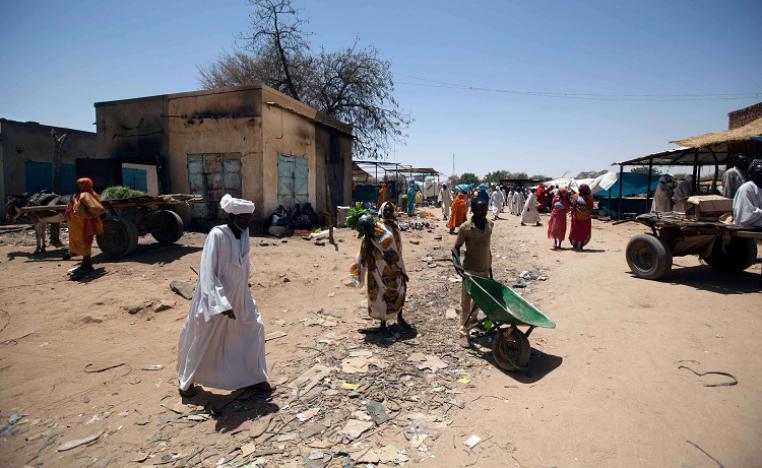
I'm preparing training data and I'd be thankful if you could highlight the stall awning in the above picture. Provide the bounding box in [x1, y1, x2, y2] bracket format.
[671, 117, 762, 147]
[613, 146, 728, 166]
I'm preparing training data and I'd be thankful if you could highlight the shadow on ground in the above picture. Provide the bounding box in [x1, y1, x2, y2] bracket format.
[469, 337, 563, 383]
[183, 387, 280, 434]
[93, 243, 202, 265]
[634, 264, 762, 294]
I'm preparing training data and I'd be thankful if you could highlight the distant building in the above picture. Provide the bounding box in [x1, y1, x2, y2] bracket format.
[0, 118, 100, 217]
[727, 102, 762, 161]
[95, 84, 353, 222]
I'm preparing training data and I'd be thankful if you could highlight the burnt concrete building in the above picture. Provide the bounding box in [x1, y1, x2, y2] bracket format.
[727, 102, 762, 160]
[0, 118, 101, 217]
[95, 84, 353, 222]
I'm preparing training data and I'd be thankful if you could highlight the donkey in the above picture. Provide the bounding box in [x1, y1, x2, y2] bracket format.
[5, 191, 73, 256]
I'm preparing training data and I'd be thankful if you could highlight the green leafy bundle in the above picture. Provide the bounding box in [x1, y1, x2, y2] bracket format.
[101, 186, 146, 201]
[345, 203, 376, 238]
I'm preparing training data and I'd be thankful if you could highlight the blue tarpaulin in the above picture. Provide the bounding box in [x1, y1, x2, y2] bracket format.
[595, 173, 659, 198]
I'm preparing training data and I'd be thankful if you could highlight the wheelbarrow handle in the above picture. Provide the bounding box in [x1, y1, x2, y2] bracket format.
[451, 249, 466, 278]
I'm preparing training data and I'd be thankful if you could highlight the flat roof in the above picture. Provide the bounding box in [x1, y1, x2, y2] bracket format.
[95, 84, 352, 135]
[0, 118, 95, 136]
[614, 146, 729, 166]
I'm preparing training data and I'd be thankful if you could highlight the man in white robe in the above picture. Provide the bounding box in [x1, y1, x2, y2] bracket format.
[732, 160, 762, 228]
[177, 194, 273, 397]
[651, 175, 673, 212]
[514, 190, 526, 217]
[672, 175, 694, 212]
[488, 184, 504, 219]
[722, 154, 748, 199]
[521, 192, 542, 225]
[439, 184, 453, 220]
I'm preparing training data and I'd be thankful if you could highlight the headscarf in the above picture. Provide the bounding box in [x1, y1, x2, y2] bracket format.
[578, 184, 591, 196]
[220, 193, 255, 214]
[76, 177, 94, 193]
[380, 201, 396, 220]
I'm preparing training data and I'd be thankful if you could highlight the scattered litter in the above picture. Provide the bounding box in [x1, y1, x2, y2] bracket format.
[445, 308, 458, 320]
[407, 353, 447, 371]
[297, 408, 320, 422]
[265, 331, 288, 342]
[307, 450, 324, 460]
[366, 400, 389, 425]
[84, 362, 126, 373]
[464, 434, 481, 449]
[241, 442, 257, 457]
[677, 361, 738, 387]
[289, 364, 332, 398]
[341, 419, 373, 440]
[447, 276, 462, 283]
[512, 278, 527, 288]
[249, 414, 273, 438]
[0, 414, 22, 434]
[142, 364, 163, 371]
[340, 382, 360, 390]
[457, 377, 471, 385]
[56, 431, 104, 452]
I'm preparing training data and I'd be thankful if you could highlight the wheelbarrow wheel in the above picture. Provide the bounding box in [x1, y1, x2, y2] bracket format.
[626, 234, 672, 280]
[492, 327, 531, 372]
[151, 210, 184, 244]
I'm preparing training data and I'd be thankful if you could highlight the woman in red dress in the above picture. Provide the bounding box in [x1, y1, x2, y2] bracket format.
[568, 184, 594, 251]
[547, 188, 570, 249]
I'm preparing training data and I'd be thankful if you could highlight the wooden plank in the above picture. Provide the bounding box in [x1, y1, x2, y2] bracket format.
[734, 231, 762, 239]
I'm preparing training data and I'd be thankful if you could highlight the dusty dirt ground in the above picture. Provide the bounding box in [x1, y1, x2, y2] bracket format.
[0, 208, 760, 467]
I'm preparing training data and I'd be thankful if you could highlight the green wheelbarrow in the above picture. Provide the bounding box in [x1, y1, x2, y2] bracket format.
[452, 251, 556, 371]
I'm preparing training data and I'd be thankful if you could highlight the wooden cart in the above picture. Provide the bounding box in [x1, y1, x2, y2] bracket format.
[19, 194, 202, 259]
[625, 212, 761, 280]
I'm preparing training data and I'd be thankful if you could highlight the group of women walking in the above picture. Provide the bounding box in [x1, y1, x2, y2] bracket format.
[546, 184, 594, 251]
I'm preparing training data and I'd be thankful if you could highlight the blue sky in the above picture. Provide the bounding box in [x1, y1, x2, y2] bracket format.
[2, 0, 760, 178]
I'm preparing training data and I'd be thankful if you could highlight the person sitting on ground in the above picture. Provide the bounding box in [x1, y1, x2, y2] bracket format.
[302, 202, 318, 227]
[448, 190, 468, 234]
[177, 194, 275, 398]
[452, 198, 493, 347]
[65, 177, 105, 279]
[723, 154, 748, 199]
[732, 159, 762, 228]
[351, 212, 409, 335]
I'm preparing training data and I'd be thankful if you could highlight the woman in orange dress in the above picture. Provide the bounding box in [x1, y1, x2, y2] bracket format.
[448, 191, 468, 234]
[65, 177, 105, 278]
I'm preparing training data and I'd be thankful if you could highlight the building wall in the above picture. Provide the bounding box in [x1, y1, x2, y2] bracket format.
[728, 102, 762, 129]
[95, 98, 168, 163]
[166, 88, 263, 212]
[0, 119, 99, 217]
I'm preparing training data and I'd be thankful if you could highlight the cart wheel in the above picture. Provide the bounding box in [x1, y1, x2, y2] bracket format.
[151, 210, 184, 244]
[96, 217, 139, 259]
[492, 327, 531, 372]
[706, 237, 757, 273]
[626, 234, 672, 280]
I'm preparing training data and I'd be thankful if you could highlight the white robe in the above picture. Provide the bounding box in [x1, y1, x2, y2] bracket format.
[514, 192, 526, 216]
[489, 189, 504, 216]
[177, 225, 268, 391]
[440, 188, 453, 218]
[651, 183, 672, 212]
[732, 181, 762, 227]
[509, 192, 519, 214]
[722, 167, 746, 199]
[521, 193, 541, 224]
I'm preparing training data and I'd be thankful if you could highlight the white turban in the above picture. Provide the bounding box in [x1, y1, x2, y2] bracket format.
[220, 194, 255, 215]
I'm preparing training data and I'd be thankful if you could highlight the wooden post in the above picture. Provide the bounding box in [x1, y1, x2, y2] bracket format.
[617, 164, 624, 220]
[645, 158, 653, 213]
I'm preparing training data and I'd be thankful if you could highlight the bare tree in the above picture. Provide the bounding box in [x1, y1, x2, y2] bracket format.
[199, 0, 409, 159]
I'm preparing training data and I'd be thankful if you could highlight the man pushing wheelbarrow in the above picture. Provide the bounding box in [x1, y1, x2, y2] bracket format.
[452, 199, 556, 370]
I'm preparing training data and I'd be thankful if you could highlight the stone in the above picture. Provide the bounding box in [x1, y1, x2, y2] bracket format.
[169, 280, 194, 300]
[153, 300, 175, 313]
[341, 419, 373, 440]
[445, 308, 458, 320]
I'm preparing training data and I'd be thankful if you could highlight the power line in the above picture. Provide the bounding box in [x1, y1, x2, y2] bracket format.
[394, 73, 762, 102]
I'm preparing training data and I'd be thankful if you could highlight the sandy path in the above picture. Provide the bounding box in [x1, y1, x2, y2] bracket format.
[0, 211, 759, 467]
